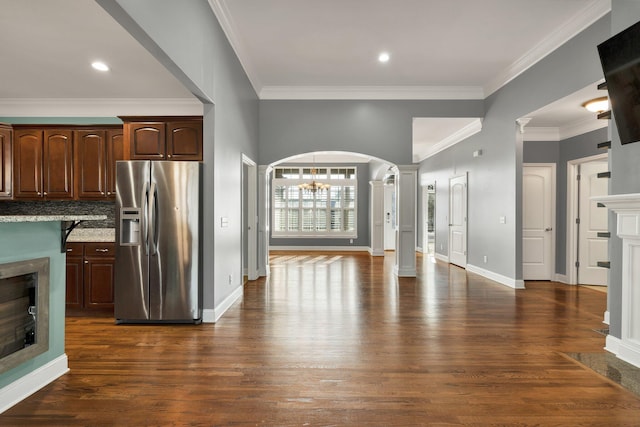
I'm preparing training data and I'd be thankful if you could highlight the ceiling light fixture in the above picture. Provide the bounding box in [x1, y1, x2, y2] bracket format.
[378, 52, 390, 63]
[91, 61, 110, 72]
[582, 97, 609, 113]
[298, 156, 330, 194]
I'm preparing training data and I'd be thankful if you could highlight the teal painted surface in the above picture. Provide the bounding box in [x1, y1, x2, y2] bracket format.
[0, 117, 122, 125]
[0, 222, 65, 389]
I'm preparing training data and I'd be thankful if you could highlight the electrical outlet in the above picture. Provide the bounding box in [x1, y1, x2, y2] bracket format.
[440, 243, 443, 251]
[349, 238, 353, 244]
[483, 255, 488, 263]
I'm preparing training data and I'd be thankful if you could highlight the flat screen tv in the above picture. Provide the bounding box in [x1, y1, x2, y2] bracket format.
[598, 19, 640, 145]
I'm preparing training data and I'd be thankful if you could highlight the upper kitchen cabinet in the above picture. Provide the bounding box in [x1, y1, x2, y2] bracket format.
[122, 116, 202, 161]
[75, 127, 126, 199]
[0, 124, 12, 199]
[13, 128, 74, 200]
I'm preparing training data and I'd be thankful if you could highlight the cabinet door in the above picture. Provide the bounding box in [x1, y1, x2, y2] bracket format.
[83, 243, 115, 310]
[0, 126, 12, 199]
[13, 129, 43, 199]
[167, 121, 202, 161]
[65, 243, 84, 310]
[106, 128, 126, 198]
[75, 130, 107, 199]
[128, 122, 165, 160]
[43, 129, 74, 199]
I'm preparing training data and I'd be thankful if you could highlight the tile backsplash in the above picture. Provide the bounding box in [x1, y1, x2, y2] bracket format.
[0, 201, 115, 228]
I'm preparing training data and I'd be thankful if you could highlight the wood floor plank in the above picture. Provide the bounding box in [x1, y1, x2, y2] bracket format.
[1, 252, 639, 426]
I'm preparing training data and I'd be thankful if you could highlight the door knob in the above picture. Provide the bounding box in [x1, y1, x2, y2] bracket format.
[545, 227, 553, 232]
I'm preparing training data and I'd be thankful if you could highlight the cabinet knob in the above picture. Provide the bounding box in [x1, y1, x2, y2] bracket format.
[167, 154, 172, 158]
[37, 192, 41, 196]
[43, 192, 48, 196]
[96, 248, 109, 253]
[84, 261, 89, 264]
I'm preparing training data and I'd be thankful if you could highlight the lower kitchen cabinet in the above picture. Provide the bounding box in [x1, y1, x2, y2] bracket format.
[65, 242, 115, 314]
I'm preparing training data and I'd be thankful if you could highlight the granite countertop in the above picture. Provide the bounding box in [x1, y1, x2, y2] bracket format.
[67, 228, 115, 242]
[0, 214, 107, 223]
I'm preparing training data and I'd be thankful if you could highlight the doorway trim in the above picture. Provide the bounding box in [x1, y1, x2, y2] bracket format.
[242, 154, 259, 281]
[448, 173, 467, 268]
[566, 152, 608, 285]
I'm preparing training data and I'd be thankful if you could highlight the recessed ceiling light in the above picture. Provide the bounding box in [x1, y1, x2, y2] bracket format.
[378, 52, 390, 63]
[91, 61, 109, 72]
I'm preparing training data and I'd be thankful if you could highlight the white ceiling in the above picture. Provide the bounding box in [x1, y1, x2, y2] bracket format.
[0, 0, 612, 160]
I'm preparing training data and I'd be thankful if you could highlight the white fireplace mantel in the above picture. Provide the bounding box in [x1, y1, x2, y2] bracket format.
[593, 193, 640, 368]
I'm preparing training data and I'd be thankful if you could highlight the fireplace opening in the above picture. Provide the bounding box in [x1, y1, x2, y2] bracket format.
[0, 258, 49, 374]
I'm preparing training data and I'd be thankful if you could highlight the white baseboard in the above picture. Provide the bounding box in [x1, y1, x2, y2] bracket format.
[609, 336, 640, 369]
[393, 265, 417, 277]
[269, 245, 369, 252]
[0, 354, 68, 414]
[605, 334, 621, 355]
[603, 310, 610, 325]
[368, 248, 385, 256]
[434, 253, 449, 263]
[466, 264, 525, 289]
[554, 274, 569, 284]
[416, 246, 424, 253]
[202, 284, 244, 323]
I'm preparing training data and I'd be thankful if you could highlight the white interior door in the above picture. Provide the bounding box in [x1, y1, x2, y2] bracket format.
[578, 160, 608, 286]
[523, 165, 555, 280]
[449, 175, 467, 268]
[384, 184, 396, 250]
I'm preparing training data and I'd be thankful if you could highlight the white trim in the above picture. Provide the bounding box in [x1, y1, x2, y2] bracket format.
[269, 245, 369, 252]
[484, 0, 612, 96]
[413, 119, 483, 162]
[435, 253, 449, 263]
[416, 246, 424, 253]
[554, 274, 569, 284]
[394, 264, 417, 277]
[207, 0, 263, 95]
[260, 85, 485, 100]
[0, 354, 68, 414]
[605, 334, 621, 355]
[242, 154, 259, 281]
[524, 119, 608, 142]
[566, 153, 609, 285]
[202, 284, 244, 323]
[369, 247, 385, 256]
[0, 98, 202, 117]
[605, 334, 640, 368]
[603, 310, 610, 325]
[466, 264, 526, 289]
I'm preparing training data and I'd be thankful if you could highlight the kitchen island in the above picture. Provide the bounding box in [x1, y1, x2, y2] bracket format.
[0, 215, 106, 413]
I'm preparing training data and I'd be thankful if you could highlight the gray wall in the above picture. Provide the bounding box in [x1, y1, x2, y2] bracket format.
[524, 127, 607, 276]
[418, 14, 610, 281]
[259, 100, 484, 166]
[269, 163, 370, 247]
[99, 0, 260, 311]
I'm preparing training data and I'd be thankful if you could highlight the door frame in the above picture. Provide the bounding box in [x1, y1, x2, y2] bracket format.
[242, 154, 259, 281]
[522, 163, 556, 280]
[566, 153, 608, 285]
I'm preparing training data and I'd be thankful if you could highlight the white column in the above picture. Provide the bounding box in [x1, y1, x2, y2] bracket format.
[257, 165, 270, 277]
[369, 181, 385, 256]
[595, 193, 640, 368]
[394, 165, 419, 277]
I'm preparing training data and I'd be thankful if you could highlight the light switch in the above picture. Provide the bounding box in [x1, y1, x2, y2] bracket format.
[221, 217, 229, 228]
[499, 216, 506, 224]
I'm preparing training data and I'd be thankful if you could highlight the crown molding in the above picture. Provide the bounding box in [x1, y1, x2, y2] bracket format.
[0, 98, 203, 117]
[208, 0, 263, 95]
[413, 118, 483, 162]
[523, 117, 608, 141]
[259, 85, 485, 100]
[484, 0, 611, 96]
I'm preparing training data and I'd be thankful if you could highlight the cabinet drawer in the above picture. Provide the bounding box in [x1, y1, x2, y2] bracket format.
[84, 242, 115, 257]
[66, 242, 84, 256]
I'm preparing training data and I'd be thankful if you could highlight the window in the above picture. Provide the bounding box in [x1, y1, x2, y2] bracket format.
[272, 166, 357, 238]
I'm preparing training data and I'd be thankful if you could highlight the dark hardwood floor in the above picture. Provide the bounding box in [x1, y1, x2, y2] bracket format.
[2, 252, 639, 426]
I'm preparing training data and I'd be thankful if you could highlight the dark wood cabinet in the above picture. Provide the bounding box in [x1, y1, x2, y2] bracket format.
[13, 128, 74, 200]
[0, 124, 12, 199]
[123, 116, 202, 161]
[75, 127, 126, 199]
[65, 242, 115, 314]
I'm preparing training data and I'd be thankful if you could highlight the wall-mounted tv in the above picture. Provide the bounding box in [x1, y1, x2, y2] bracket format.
[598, 19, 640, 145]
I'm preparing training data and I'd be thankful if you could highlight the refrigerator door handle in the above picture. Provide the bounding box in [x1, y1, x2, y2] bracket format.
[149, 182, 158, 256]
[143, 183, 150, 255]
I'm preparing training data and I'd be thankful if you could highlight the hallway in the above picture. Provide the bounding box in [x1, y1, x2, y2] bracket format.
[2, 252, 639, 425]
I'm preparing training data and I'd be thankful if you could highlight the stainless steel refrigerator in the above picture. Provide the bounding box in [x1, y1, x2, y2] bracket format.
[114, 161, 202, 324]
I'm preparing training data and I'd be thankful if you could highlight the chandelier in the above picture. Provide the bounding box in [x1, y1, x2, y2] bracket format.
[298, 167, 330, 194]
